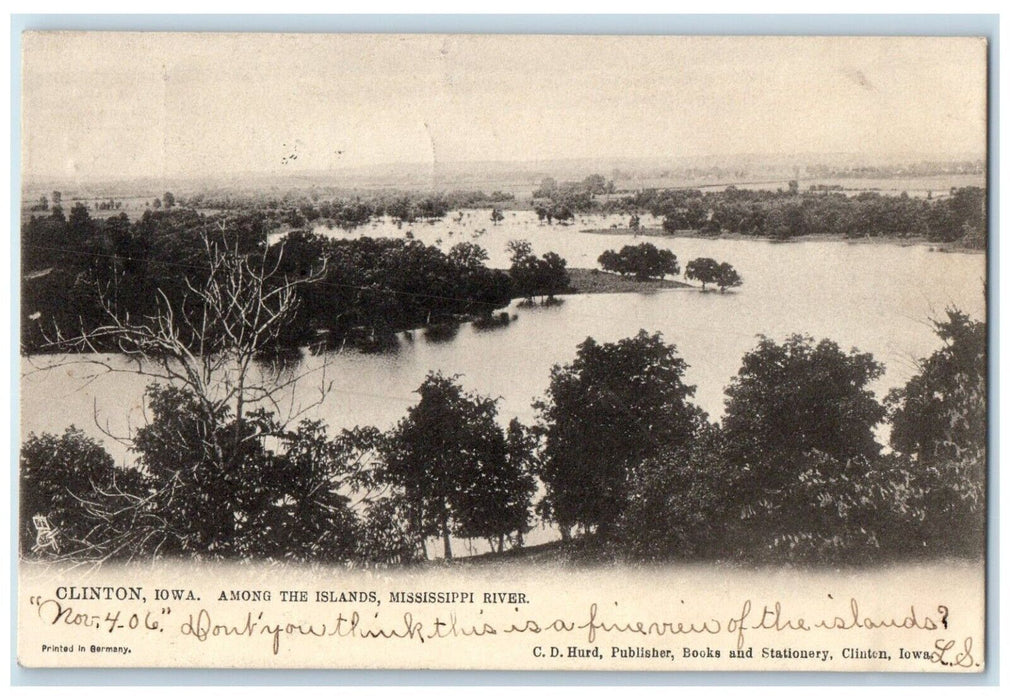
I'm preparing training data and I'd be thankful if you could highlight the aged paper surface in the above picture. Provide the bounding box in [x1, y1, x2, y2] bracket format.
[18, 33, 988, 671]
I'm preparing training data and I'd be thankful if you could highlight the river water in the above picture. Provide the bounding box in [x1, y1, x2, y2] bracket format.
[23, 210, 985, 469]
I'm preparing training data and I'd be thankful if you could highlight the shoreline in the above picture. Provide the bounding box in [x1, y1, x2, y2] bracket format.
[562, 268, 692, 295]
[578, 227, 986, 254]
[22, 269, 694, 359]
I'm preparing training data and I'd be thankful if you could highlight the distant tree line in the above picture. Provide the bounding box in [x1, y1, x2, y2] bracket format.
[36, 177, 983, 247]
[627, 186, 986, 245]
[177, 188, 515, 230]
[531, 174, 616, 223]
[806, 160, 984, 179]
[533, 174, 615, 200]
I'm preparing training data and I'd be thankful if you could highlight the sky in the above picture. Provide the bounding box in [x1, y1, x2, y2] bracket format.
[21, 33, 988, 184]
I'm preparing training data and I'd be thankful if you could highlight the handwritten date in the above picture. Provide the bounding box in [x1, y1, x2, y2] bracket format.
[31, 595, 170, 635]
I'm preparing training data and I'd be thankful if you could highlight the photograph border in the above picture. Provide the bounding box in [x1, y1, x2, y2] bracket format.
[7, 12, 1000, 687]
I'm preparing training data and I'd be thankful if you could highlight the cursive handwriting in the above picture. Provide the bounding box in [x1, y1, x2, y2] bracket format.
[181, 608, 426, 655]
[29, 594, 967, 662]
[577, 602, 721, 644]
[33, 596, 167, 634]
[815, 599, 941, 634]
[931, 637, 978, 668]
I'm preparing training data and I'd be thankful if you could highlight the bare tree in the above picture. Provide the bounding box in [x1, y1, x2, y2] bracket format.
[46, 222, 331, 430]
[32, 222, 345, 563]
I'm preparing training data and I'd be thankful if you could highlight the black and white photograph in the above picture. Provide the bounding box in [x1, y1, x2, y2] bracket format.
[15, 31, 989, 671]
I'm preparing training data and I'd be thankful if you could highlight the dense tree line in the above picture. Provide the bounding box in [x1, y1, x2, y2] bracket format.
[177, 188, 515, 230]
[38, 177, 983, 247]
[22, 309, 984, 565]
[271, 232, 513, 350]
[21, 207, 514, 354]
[625, 186, 986, 245]
[806, 160, 984, 179]
[612, 313, 984, 561]
[21, 394, 382, 562]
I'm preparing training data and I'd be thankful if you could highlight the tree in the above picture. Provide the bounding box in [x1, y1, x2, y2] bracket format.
[887, 309, 985, 465]
[56, 203, 98, 271]
[701, 218, 722, 235]
[507, 239, 534, 263]
[721, 335, 886, 492]
[448, 241, 489, 270]
[551, 202, 575, 224]
[885, 309, 985, 556]
[735, 450, 917, 561]
[507, 239, 538, 302]
[629, 214, 641, 232]
[236, 419, 380, 561]
[152, 198, 162, 210]
[597, 249, 623, 275]
[534, 177, 558, 198]
[615, 426, 732, 560]
[490, 207, 505, 225]
[715, 262, 742, 292]
[68, 202, 95, 237]
[534, 251, 570, 302]
[769, 202, 808, 239]
[20, 427, 147, 558]
[124, 385, 375, 560]
[356, 494, 421, 564]
[718, 336, 888, 559]
[380, 373, 529, 559]
[684, 257, 720, 290]
[51, 190, 62, 206]
[597, 243, 679, 280]
[662, 214, 683, 234]
[534, 331, 706, 539]
[36, 223, 338, 561]
[508, 240, 569, 303]
[453, 418, 538, 553]
[582, 174, 609, 194]
[946, 187, 986, 242]
[163, 191, 175, 209]
[534, 203, 552, 224]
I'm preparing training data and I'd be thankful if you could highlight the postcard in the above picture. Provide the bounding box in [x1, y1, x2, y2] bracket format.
[17, 32, 988, 671]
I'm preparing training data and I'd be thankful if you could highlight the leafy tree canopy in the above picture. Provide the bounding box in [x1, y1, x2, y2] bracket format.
[535, 330, 706, 536]
[887, 308, 986, 465]
[597, 242, 679, 280]
[722, 335, 886, 490]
